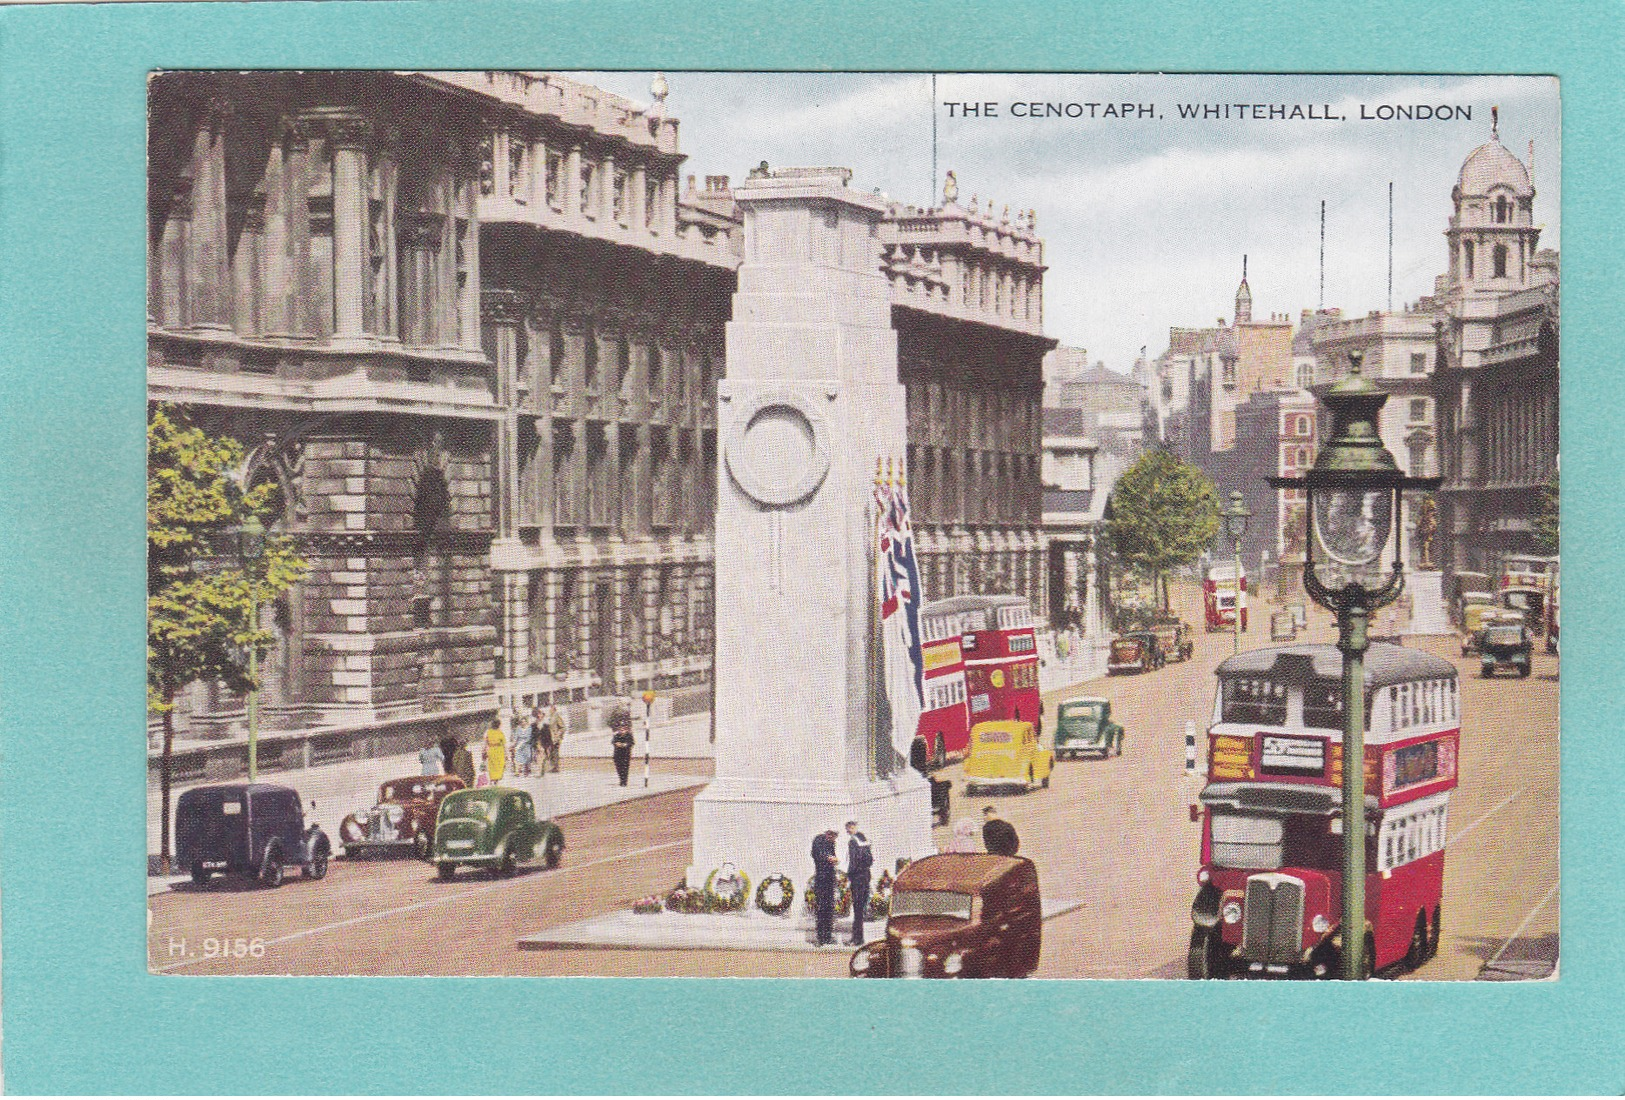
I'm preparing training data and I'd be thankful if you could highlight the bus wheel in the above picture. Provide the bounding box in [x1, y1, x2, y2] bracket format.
[1428, 906, 1442, 960]
[932, 735, 946, 768]
[1406, 912, 1430, 971]
[1361, 933, 1377, 980]
[1187, 927, 1230, 980]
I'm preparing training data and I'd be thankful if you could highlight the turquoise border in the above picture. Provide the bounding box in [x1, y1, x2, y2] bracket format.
[0, 1, 1618, 1093]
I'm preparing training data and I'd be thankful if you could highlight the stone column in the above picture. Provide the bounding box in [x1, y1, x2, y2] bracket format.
[185, 99, 232, 331]
[631, 164, 648, 232]
[325, 112, 371, 342]
[690, 167, 931, 888]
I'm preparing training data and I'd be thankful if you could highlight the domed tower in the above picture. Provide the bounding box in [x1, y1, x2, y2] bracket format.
[1234, 254, 1252, 323]
[1446, 109, 1540, 292]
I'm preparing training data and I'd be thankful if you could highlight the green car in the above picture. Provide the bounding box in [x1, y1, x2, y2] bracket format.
[1054, 697, 1125, 759]
[431, 786, 565, 880]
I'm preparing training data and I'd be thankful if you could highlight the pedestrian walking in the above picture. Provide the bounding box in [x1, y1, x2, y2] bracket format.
[450, 740, 475, 787]
[811, 828, 839, 946]
[439, 735, 461, 778]
[948, 816, 979, 853]
[982, 805, 1020, 856]
[475, 759, 492, 787]
[418, 739, 444, 777]
[514, 722, 534, 777]
[536, 712, 555, 777]
[483, 718, 507, 783]
[610, 711, 635, 786]
[845, 821, 874, 945]
[547, 703, 565, 772]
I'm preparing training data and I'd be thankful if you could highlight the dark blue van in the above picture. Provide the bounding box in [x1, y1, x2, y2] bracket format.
[175, 783, 331, 887]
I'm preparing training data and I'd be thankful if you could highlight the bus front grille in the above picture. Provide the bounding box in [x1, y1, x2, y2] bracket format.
[1241, 874, 1305, 966]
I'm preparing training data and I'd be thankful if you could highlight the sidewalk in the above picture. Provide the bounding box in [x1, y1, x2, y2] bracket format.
[147, 713, 715, 892]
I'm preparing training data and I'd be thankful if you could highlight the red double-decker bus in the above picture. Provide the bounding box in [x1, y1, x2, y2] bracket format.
[914, 595, 1043, 765]
[1187, 643, 1459, 979]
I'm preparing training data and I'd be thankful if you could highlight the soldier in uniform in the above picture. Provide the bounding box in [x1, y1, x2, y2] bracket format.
[610, 711, 635, 786]
[811, 828, 839, 946]
[982, 805, 1020, 856]
[845, 821, 874, 945]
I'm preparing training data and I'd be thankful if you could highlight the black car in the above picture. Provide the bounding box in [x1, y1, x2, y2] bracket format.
[175, 783, 332, 887]
[1480, 624, 1533, 678]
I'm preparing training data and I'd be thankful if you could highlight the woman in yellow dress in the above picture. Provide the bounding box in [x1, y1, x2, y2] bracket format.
[484, 719, 507, 783]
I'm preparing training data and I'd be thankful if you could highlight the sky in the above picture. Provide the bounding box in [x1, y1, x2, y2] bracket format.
[577, 72, 1560, 374]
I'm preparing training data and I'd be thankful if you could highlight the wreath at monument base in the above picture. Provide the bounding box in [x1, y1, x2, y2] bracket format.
[664, 884, 711, 914]
[704, 864, 752, 913]
[867, 868, 896, 920]
[632, 894, 664, 915]
[755, 873, 795, 916]
[804, 871, 852, 918]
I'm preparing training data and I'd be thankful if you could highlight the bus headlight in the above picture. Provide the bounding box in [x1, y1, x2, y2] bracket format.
[850, 947, 871, 973]
[1222, 900, 1243, 925]
[1311, 913, 1330, 935]
[944, 952, 964, 975]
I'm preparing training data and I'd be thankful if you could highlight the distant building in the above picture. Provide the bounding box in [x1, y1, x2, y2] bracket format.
[1432, 123, 1559, 575]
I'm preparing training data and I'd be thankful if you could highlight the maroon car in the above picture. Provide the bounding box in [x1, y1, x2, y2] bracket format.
[849, 853, 1042, 978]
[340, 774, 465, 860]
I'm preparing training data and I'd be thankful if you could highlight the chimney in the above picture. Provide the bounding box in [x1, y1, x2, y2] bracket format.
[704, 174, 730, 194]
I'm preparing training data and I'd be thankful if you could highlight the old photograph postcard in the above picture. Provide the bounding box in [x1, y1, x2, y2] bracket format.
[143, 70, 1561, 982]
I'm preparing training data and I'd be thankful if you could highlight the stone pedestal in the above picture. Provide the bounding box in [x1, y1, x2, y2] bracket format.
[1406, 569, 1451, 635]
[688, 168, 932, 887]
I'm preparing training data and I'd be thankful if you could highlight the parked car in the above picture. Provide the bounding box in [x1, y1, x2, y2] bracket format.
[340, 774, 465, 860]
[1150, 619, 1195, 662]
[1461, 605, 1522, 655]
[431, 786, 564, 879]
[849, 853, 1041, 978]
[1480, 623, 1533, 678]
[1054, 697, 1124, 759]
[175, 782, 331, 888]
[1107, 631, 1165, 674]
[963, 720, 1053, 794]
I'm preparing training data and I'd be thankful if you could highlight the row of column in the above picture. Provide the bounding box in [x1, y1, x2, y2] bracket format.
[524, 562, 714, 683]
[486, 125, 678, 238]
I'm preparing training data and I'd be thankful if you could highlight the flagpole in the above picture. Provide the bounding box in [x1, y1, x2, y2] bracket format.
[869, 457, 882, 783]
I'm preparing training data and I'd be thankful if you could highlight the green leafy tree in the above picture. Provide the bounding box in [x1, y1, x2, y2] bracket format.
[148, 405, 306, 872]
[1106, 449, 1221, 613]
[1532, 470, 1559, 555]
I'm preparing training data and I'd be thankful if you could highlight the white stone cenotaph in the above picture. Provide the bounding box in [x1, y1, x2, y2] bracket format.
[688, 167, 934, 889]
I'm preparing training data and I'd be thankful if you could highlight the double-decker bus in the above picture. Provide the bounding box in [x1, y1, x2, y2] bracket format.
[1204, 563, 1248, 632]
[914, 595, 1042, 765]
[1187, 643, 1459, 979]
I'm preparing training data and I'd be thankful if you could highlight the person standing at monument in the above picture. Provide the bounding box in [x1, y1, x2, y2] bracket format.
[811, 828, 839, 946]
[547, 704, 565, 772]
[484, 718, 507, 783]
[450, 740, 475, 787]
[845, 821, 874, 945]
[419, 738, 444, 777]
[610, 711, 635, 786]
[983, 805, 1020, 856]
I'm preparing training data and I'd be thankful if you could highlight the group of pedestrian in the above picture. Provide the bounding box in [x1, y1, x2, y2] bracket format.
[948, 805, 1020, 855]
[417, 703, 568, 787]
[811, 821, 875, 947]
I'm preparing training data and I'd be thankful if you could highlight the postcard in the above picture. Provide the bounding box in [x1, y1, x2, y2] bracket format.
[142, 69, 1560, 985]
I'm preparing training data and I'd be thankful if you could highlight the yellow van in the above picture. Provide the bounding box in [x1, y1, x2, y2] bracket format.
[963, 720, 1053, 794]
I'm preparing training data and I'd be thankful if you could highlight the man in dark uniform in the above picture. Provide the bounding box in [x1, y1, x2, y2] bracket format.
[811, 828, 839, 946]
[438, 735, 461, 777]
[845, 821, 874, 945]
[609, 711, 635, 786]
[982, 805, 1020, 856]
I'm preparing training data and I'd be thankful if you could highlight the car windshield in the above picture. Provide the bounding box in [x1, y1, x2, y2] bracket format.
[889, 890, 974, 920]
[1484, 627, 1524, 645]
[976, 728, 1012, 744]
[1111, 639, 1140, 655]
[1210, 812, 1284, 870]
[1063, 702, 1104, 721]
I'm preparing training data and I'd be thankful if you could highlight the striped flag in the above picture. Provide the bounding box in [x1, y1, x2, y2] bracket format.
[876, 464, 924, 763]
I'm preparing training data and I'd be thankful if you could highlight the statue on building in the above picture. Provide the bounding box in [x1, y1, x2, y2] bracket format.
[942, 170, 959, 206]
[1415, 496, 1438, 570]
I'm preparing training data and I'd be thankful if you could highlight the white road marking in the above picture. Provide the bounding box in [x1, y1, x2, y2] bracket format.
[1448, 787, 1525, 846]
[153, 838, 690, 972]
[1482, 878, 1559, 973]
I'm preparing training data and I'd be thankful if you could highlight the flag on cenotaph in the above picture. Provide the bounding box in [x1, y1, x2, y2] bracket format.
[875, 466, 925, 762]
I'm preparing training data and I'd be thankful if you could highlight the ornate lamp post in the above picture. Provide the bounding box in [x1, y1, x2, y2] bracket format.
[1269, 350, 1439, 979]
[1222, 491, 1251, 654]
[238, 513, 267, 782]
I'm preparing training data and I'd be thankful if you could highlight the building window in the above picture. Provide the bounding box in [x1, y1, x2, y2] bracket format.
[509, 139, 528, 200]
[1410, 398, 1428, 422]
[1408, 441, 1427, 477]
[649, 345, 663, 396]
[478, 131, 495, 196]
[1296, 362, 1314, 389]
[645, 176, 659, 228]
[580, 160, 596, 216]
[1495, 196, 1510, 223]
[1221, 358, 1236, 388]
[1463, 240, 1474, 279]
[545, 151, 562, 208]
[1410, 352, 1427, 375]
[1493, 244, 1508, 278]
[613, 168, 628, 223]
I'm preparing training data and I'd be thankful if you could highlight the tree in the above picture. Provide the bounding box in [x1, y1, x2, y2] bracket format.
[148, 405, 306, 873]
[1532, 470, 1559, 555]
[1106, 449, 1221, 612]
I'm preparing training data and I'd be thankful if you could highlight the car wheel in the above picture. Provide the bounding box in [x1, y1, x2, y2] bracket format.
[932, 735, 946, 769]
[189, 863, 210, 886]
[436, 862, 456, 881]
[307, 849, 329, 881]
[1519, 665, 1531, 678]
[1361, 934, 1377, 980]
[260, 849, 284, 889]
[543, 833, 564, 870]
[1406, 911, 1429, 971]
[497, 848, 517, 878]
[1187, 926, 1231, 980]
[413, 830, 431, 861]
[1041, 767, 1050, 789]
[1027, 766, 1036, 791]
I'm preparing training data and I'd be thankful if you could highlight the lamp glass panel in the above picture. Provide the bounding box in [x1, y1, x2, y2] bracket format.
[1313, 487, 1392, 567]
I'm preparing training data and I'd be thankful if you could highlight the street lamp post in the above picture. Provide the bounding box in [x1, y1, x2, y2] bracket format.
[238, 514, 267, 783]
[641, 689, 656, 789]
[1222, 491, 1251, 654]
[1269, 350, 1439, 979]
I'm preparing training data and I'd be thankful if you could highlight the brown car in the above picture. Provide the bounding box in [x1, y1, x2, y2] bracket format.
[340, 774, 466, 860]
[1150, 619, 1196, 662]
[849, 853, 1042, 978]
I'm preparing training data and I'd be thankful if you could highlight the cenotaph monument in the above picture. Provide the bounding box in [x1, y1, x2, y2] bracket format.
[688, 167, 933, 888]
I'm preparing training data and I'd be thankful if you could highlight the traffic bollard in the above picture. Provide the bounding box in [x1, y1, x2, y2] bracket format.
[1184, 720, 1198, 774]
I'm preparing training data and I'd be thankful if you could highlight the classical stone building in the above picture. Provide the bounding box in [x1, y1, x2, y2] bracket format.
[1432, 124, 1559, 576]
[148, 71, 1052, 767]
